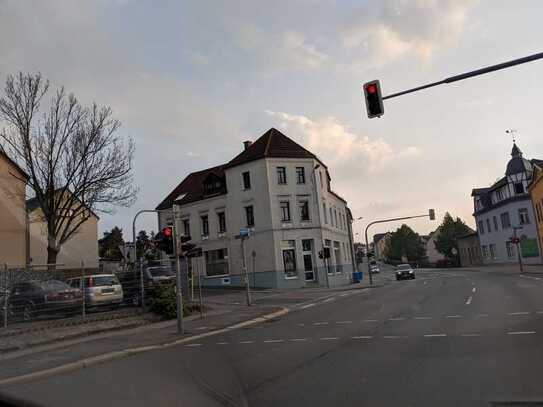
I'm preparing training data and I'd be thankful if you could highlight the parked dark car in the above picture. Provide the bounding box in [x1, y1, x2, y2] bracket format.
[118, 266, 175, 306]
[396, 264, 415, 281]
[8, 280, 82, 321]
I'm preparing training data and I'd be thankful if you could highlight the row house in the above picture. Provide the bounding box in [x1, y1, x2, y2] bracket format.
[156, 128, 356, 288]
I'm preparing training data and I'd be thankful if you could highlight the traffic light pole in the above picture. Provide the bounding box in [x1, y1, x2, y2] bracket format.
[381, 51, 543, 101]
[364, 212, 435, 286]
[513, 227, 524, 274]
[172, 211, 184, 334]
[240, 236, 251, 306]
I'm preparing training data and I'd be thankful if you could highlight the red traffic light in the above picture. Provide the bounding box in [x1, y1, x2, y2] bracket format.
[365, 84, 376, 94]
[162, 227, 172, 237]
[363, 80, 384, 119]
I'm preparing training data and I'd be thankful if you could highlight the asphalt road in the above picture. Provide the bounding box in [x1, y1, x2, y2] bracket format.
[3, 266, 543, 406]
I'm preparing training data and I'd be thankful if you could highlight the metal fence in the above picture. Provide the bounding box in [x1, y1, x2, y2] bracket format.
[0, 259, 179, 329]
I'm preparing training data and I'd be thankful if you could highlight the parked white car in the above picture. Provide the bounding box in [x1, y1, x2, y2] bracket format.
[67, 274, 123, 308]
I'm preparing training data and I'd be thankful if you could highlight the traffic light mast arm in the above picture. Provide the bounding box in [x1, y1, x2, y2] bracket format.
[382, 51, 543, 101]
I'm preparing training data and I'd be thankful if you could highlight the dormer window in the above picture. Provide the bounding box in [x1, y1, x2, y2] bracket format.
[203, 173, 225, 196]
[514, 182, 524, 194]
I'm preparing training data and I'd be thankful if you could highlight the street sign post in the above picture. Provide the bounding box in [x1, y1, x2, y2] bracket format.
[236, 228, 251, 306]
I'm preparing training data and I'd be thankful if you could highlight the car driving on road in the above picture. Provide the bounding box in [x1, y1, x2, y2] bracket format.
[396, 264, 415, 280]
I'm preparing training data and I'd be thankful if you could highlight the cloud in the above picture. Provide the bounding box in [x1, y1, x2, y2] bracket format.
[341, 0, 476, 64]
[265, 110, 419, 173]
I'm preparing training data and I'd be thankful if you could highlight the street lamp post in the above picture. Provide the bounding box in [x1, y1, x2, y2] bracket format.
[364, 210, 436, 286]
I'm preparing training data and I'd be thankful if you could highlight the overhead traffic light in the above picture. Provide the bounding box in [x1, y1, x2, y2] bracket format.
[429, 209, 436, 221]
[363, 80, 384, 119]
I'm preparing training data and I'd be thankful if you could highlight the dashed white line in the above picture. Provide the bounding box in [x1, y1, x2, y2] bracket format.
[336, 321, 353, 324]
[239, 340, 254, 344]
[388, 317, 406, 321]
[194, 326, 208, 331]
[461, 333, 481, 337]
[508, 312, 531, 316]
[424, 334, 447, 337]
[475, 313, 489, 318]
[290, 338, 308, 342]
[313, 322, 329, 326]
[339, 293, 350, 297]
[185, 343, 203, 347]
[383, 335, 406, 339]
[413, 317, 432, 320]
[216, 342, 229, 345]
[296, 323, 305, 326]
[445, 315, 463, 319]
[465, 296, 473, 305]
[300, 303, 316, 309]
[536, 311, 543, 314]
[322, 297, 335, 303]
[264, 339, 285, 343]
[364, 319, 379, 323]
[320, 337, 339, 341]
[507, 331, 536, 335]
[472, 287, 477, 293]
[352, 336, 373, 339]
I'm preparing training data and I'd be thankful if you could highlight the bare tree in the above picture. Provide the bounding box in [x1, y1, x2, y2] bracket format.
[0, 72, 137, 266]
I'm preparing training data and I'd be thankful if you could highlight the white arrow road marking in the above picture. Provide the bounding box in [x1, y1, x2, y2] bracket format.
[300, 303, 316, 309]
[465, 296, 472, 305]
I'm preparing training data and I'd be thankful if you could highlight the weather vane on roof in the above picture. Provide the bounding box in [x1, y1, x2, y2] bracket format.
[506, 129, 518, 143]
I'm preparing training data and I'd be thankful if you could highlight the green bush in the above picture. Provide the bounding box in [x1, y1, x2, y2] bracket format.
[149, 285, 201, 319]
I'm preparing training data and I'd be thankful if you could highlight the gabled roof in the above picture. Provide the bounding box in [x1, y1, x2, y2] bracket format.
[26, 190, 100, 220]
[373, 233, 390, 244]
[155, 164, 226, 210]
[471, 187, 490, 197]
[224, 128, 316, 169]
[0, 149, 29, 180]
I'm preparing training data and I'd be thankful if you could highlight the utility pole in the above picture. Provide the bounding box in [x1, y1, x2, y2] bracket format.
[364, 210, 436, 286]
[171, 205, 184, 334]
[512, 226, 524, 273]
[240, 235, 251, 306]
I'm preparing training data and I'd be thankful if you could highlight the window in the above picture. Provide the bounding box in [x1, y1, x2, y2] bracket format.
[282, 240, 297, 278]
[330, 207, 334, 226]
[486, 219, 491, 234]
[493, 216, 499, 231]
[280, 201, 291, 222]
[217, 212, 226, 233]
[334, 209, 338, 228]
[514, 182, 525, 194]
[319, 172, 323, 188]
[299, 200, 310, 221]
[302, 239, 314, 281]
[296, 167, 306, 184]
[497, 189, 504, 201]
[205, 248, 229, 276]
[323, 203, 328, 224]
[489, 244, 496, 260]
[501, 212, 511, 229]
[242, 171, 251, 190]
[204, 178, 223, 195]
[277, 167, 287, 184]
[506, 241, 516, 259]
[342, 242, 347, 261]
[482, 245, 488, 258]
[519, 208, 530, 225]
[182, 219, 190, 237]
[245, 205, 254, 227]
[334, 241, 342, 273]
[201, 215, 209, 237]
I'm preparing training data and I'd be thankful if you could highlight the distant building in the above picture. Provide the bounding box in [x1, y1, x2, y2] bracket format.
[0, 150, 29, 266]
[156, 128, 355, 289]
[425, 228, 447, 265]
[529, 161, 543, 255]
[458, 232, 482, 267]
[471, 143, 542, 264]
[373, 233, 391, 261]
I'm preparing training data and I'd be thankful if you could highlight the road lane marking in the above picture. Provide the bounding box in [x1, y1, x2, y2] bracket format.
[339, 293, 350, 297]
[475, 313, 488, 318]
[290, 338, 307, 342]
[352, 336, 373, 339]
[465, 296, 472, 305]
[537, 311, 543, 314]
[336, 321, 353, 324]
[507, 331, 536, 335]
[264, 339, 285, 343]
[217, 342, 229, 345]
[313, 322, 329, 325]
[320, 337, 339, 341]
[239, 340, 254, 344]
[445, 315, 462, 319]
[424, 334, 447, 337]
[520, 275, 542, 281]
[194, 326, 209, 331]
[300, 303, 316, 309]
[185, 343, 203, 347]
[472, 287, 477, 293]
[383, 335, 407, 339]
[507, 312, 531, 316]
[461, 334, 481, 337]
[413, 317, 432, 320]
[364, 319, 379, 323]
[388, 317, 406, 321]
[322, 297, 335, 303]
[296, 323, 305, 326]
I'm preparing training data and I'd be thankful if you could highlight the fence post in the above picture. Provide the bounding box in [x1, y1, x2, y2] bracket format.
[3, 264, 8, 328]
[81, 261, 86, 318]
[140, 259, 145, 310]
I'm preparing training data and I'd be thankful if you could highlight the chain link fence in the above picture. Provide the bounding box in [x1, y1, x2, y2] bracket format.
[0, 259, 177, 329]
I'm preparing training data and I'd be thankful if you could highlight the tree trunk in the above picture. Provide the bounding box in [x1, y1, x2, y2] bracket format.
[47, 236, 59, 270]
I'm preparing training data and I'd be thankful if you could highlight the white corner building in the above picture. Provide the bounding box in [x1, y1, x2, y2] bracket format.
[156, 128, 356, 288]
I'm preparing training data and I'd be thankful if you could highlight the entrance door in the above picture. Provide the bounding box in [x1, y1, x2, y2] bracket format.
[302, 239, 315, 281]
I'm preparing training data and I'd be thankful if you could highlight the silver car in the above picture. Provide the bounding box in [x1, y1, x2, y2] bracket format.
[67, 274, 123, 307]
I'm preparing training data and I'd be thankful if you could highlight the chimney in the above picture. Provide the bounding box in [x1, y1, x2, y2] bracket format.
[243, 140, 252, 151]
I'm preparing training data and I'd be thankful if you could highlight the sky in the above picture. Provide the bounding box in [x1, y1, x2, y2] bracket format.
[1, 0, 543, 242]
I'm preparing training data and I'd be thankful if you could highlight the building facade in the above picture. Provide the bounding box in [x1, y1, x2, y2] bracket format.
[0, 150, 28, 266]
[529, 162, 543, 254]
[156, 128, 356, 289]
[425, 228, 447, 265]
[373, 233, 390, 261]
[471, 143, 542, 265]
[458, 232, 483, 267]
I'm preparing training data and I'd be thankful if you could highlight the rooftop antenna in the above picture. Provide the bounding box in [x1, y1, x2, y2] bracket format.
[506, 129, 517, 143]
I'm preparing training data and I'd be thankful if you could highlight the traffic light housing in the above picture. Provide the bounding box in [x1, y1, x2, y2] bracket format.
[363, 80, 384, 118]
[429, 209, 435, 221]
[155, 227, 174, 255]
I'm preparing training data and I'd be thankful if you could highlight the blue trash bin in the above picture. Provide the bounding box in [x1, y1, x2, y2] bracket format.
[352, 271, 363, 283]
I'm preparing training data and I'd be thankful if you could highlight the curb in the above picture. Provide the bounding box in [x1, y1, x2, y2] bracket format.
[0, 307, 289, 387]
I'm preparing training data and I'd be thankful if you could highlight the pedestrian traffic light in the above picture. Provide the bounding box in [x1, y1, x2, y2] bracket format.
[429, 209, 435, 221]
[155, 227, 174, 255]
[363, 80, 384, 118]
